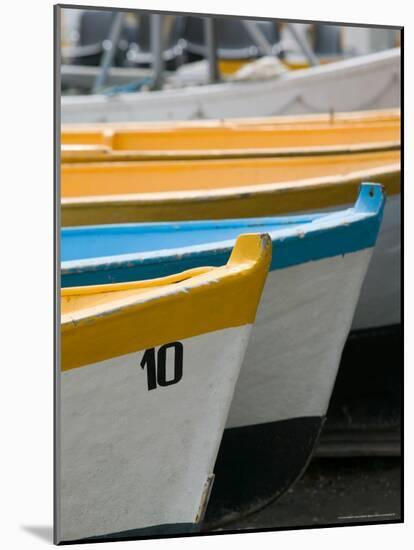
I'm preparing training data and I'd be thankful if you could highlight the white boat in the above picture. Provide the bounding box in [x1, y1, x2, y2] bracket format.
[57, 234, 270, 542]
[61, 48, 400, 123]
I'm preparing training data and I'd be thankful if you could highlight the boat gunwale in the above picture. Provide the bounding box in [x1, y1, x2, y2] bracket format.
[61, 48, 401, 107]
[60, 141, 401, 163]
[60, 163, 400, 205]
[61, 184, 385, 277]
[61, 233, 271, 329]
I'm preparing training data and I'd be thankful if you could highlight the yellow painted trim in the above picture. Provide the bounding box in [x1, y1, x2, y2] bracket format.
[61, 150, 400, 197]
[61, 163, 400, 226]
[60, 141, 400, 163]
[61, 118, 400, 152]
[61, 233, 272, 371]
[62, 266, 214, 299]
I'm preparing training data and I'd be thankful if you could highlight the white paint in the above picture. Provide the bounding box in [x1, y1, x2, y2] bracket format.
[227, 249, 372, 428]
[352, 194, 401, 329]
[58, 324, 251, 541]
[61, 48, 400, 123]
[284, 193, 401, 332]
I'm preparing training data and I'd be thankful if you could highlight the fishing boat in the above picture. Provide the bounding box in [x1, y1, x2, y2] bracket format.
[61, 48, 400, 123]
[61, 184, 385, 525]
[60, 149, 399, 225]
[60, 108, 400, 163]
[58, 233, 271, 542]
[61, 107, 400, 146]
[60, 149, 400, 334]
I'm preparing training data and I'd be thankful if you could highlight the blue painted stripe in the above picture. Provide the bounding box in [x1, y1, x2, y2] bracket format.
[61, 183, 385, 288]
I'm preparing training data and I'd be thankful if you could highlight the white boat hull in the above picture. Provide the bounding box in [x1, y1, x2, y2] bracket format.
[228, 248, 373, 430]
[58, 325, 251, 541]
[61, 49, 400, 123]
[206, 247, 376, 524]
[221, 197, 401, 433]
[352, 194, 401, 330]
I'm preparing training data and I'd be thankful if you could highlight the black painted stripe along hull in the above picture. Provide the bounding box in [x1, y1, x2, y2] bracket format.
[59, 522, 198, 545]
[202, 415, 325, 530]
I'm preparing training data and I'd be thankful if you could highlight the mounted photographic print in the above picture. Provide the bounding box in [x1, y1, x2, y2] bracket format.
[55, 4, 402, 544]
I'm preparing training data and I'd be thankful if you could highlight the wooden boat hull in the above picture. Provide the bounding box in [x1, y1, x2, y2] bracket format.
[61, 326, 250, 540]
[60, 150, 399, 222]
[207, 246, 376, 524]
[58, 234, 270, 542]
[61, 185, 385, 524]
[346, 193, 400, 331]
[61, 49, 400, 123]
[60, 108, 400, 161]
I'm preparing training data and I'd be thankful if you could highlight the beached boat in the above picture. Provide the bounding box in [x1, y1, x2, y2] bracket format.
[61, 48, 400, 123]
[61, 108, 400, 151]
[61, 184, 385, 524]
[58, 233, 270, 542]
[60, 108, 400, 162]
[61, 107, 400, 147]
[60, 149, 399, 225]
